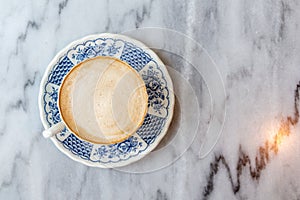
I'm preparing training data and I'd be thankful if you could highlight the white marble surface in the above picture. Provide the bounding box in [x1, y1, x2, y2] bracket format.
[1, 0, 300, 199]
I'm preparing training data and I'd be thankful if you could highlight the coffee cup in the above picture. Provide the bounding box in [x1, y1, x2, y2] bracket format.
[42, 56, 148, 144]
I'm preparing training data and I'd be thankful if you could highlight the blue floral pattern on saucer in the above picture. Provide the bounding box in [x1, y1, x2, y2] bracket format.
[39, 34, 174, 168]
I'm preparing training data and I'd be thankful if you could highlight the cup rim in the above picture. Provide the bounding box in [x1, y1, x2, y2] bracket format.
[57, 56, 149, 144]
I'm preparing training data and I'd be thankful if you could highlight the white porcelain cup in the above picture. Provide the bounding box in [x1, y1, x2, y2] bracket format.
[42, 56, 148, 144]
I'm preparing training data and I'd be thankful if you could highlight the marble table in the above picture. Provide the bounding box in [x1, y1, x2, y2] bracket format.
[1, 0, 300, 199]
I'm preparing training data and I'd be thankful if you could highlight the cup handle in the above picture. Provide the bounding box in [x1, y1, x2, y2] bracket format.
[42, 122, 65, 138]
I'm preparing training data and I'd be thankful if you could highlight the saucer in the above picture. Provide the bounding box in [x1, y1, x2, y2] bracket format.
[38, 33, 174, 168]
